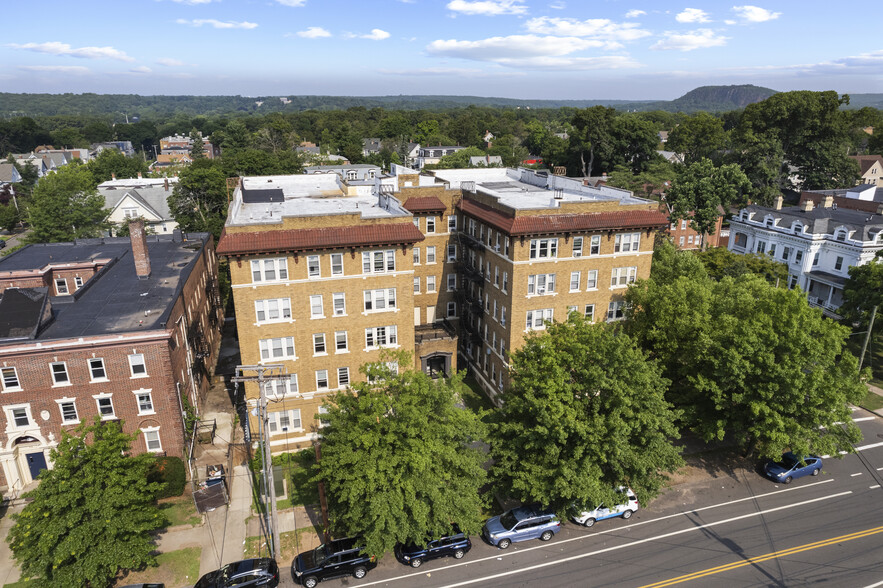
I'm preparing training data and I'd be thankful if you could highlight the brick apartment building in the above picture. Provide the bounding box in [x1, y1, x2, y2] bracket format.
[0, 222, 222, 496]
[217, 166, 668, 454]
[666, 211, 726, 250]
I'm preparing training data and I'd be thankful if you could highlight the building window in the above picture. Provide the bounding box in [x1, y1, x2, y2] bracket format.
[789, 275, 799, 289]
[687, 235, 694, 245]
[447, 274, 457, 291]
[768, 243, 777, 257]
[427, 276, 437, 293]
[756, 241, 766, 254]
[134, 389, 154, 414]
[55, 278, 69, 295]
[335, 331, 348, 352]
[607, 301, 625, 322]
[268, 409, 302, 434]
[362, 250, 396, 274]
[586, 270, 598, 290]
[426, 246, 436, 264]
[142, 428, 163, 452]
[10, 406, 30, 428]
[307, 255, 321, 278]
[614, 232, 641, 253]
[88, 358, 107, 381]
[447, 301, 457, 317]
[526, 308, 553, 330]
[567, 305, 578, 317]
[501, 306, 506, 327]
[448, 215, 457, 232]
[426, 216, 436, 233]
[794, 250, 803, 264]
[589, 236, 601, 256]
[585, 304, 595, 321]
[570, 272, 581, 292]
[251, 258, 288, 283]
[681, 219, 687, 230]
[313, 333, 327, 355]
[316, 370, 329, 390]
[529, 238, 558, 259]
[337, 367, 350, 387]
[264, 374, 298, 397]
[447, 244, 457, 261]
[58, 400, 78, 424]
[310, 295, 324, 318]
[364, 288, 397, 312]
[365, 325, 398, 349]
[502, 272, 508, 293]
[527, 274, 556, 295]
[50, 362, 70, 385]
[129, 354, 147, 378]
[413, 247, 420, 265]
[74, 276, 84, 289]
[494, 266, 500, 287]
[813, 252, 820, 266]
[611, 267, 637, 287]
[255, 298, 292, 323]
[781, 246, 791, 261]
[95, 395, 115, 419]
[259, 337, 295, 360]
[413, 277, 420, 293]
[835, 256, 844, 271]
[572, 237, 583, 257]
[330, 253, 344, 276]
[679, 236, 685, 247]
[1, 367, 21, 391]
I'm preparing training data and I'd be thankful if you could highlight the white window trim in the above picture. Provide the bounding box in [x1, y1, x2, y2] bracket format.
[50, 361, 72, 388]
[310, 295, 325, 319]
[141, 426, 163, 453]
[88, 358, 109, 383]
[5, 403, 35, 432]
[55, 397, 80, 425]
[128, 354, 149, 379]
[259, 337, 297, 363]
[313, 333, 328, 357]
[1, 366, 22, 393]
[254, 298, 293, 325]
[92, 393, 116, 420]
[132, 388, 156, 416]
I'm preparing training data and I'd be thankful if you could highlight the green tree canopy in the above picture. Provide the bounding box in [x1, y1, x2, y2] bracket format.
[489, 317, 683, 515]
[569, 106, 616, 176]
[693, 244, 790, 286]
[26, 162, 108, 243]
[626, 258, 866, 459]
[315, 354, 487, 558]
[7, 418, 166, 587]
[85, 148, 149, 184]
[0, 201, 21, 232]
[167, 159, 228, 239]
[427, 146, 486, 169]
[605, 160, 676, 200]
[189, 129, 206, 159]
[841, 257, 883, 330]
[666, 112, 727, 165]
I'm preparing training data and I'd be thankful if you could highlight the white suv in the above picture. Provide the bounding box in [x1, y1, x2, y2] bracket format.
[572, 487, 639, 527]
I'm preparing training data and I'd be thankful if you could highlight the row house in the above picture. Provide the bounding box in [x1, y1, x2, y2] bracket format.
[160, 134, 217, 159]
[728, 196, 883, 316]
[0, 222, 222, 496]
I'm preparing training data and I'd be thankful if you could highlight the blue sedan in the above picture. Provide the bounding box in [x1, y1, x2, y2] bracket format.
[764, 452, 822, 484]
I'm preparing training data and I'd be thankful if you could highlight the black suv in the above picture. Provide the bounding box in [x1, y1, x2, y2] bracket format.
[292, 537, 377, 587]
[394, 528, 472, 568]
[194, 558, 279, 588]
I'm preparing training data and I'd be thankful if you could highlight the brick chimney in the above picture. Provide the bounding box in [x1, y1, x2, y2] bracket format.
[111, 172, 116, 180]
[822, 195, 834, 208]
[164, 178, 169, 191]
[137, 172, 143, 179]
[801, 199, 814, 212]
[128, 219, 151, 279]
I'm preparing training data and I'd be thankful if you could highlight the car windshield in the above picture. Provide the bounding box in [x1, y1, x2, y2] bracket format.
[778, 456, 800, 469]
[499, 511, 518, 530]
[312, 545, 329, 566]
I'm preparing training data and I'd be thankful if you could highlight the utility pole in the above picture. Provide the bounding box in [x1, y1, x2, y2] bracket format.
[231, 364, 289, 560]
[859, 305, 878, 372]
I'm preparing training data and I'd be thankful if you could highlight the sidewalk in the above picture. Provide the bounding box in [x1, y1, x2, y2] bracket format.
[866, 383, 883, 417]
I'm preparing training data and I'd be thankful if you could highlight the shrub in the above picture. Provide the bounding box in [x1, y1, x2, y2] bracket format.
[149, 456, 187, 499]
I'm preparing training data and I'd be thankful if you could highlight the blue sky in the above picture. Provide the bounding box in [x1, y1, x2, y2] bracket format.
[2, 0, 881, 100]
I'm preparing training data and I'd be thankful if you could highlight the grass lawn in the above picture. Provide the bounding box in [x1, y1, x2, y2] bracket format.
[244, 525, 324, 562]
[860, 389, 883, 412]
[460, 374, 497, 414]
[158, 493, 202, 527]
[113, 546, 201, 588]
[3, 580, 41, 588]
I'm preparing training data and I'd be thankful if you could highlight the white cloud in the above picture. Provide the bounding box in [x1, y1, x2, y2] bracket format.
[359, 28, 391, 40]
[505, 55, 642, 70]
[625, 9, 646, 18]
[274, 0, 307, 6]
[378, 66, 524, 77]
[129, 66, 153, 74]
[726, 50, 883, 76]
[19, 65, 90, 74]
[168, 0, 217, 4]
[296, 26, 331, 38]
[157, 58, 185, 66]
[176, 19, 258, 29]
[446, 0, 528, 16]
[525, 17, 651, 47]
[651, 29, 728, 51]
[676, 8, 711, 23]
[550, 1, 566, 9]
[7, 41, 134, 61]
[732, 5, 781, 23]
[724, 19, 737, 25]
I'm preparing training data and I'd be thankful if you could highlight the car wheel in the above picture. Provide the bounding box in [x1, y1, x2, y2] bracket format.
[812, 468, 820, 476]
[353, 566, 367, 579]
[540, 530, 554, 541]
[303, 577, 318, 588]
[410, 558, 423, 568]
[454, 549, 465, 559]
[498, 539, 511, 549]
[583, 518, 596, 528]
[622, 510, 633, 520]
[784, 476, 793, 484]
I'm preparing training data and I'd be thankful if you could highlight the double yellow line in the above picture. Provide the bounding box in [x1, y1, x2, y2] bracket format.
[639, 525, 883, 588]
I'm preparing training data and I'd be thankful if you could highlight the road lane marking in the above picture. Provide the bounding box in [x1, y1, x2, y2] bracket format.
[430, 491, 853, 588]
[857, 441, 883, 451]
[871, 485, 881, 489]
[852, 473, 863, 477]
[638, 524, 883, 588]
[864, 580, 883, 588]
[357, 481, 837, 587]
[853, 417, 876, 422]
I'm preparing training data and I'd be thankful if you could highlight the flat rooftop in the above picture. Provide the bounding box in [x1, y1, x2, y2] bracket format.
[0, 234, 209, 342]
[227, 174, 410, 226]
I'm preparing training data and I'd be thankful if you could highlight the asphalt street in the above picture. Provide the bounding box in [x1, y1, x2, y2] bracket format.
[281, 406, 883, 588]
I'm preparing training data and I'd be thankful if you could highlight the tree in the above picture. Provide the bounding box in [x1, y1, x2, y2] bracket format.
[0, 201, 21, 232]
[428, 146, 486, 169]
[841, 257, 883, 330]
[189, 129, 206, 159]
[167, 159, 228, 239]
[85, 148, 149, 184]
[7, 418, 166, 587]
[666, 158, 751, 248]
[666, 112, 727, 165]
[605, 160, 676, 200]
[315, 353, 487, 558]
[693, 245, 789, 286]
[489, 316, 683, 515]
[569, 106, 616, 176]
[625, 267, 866, 460]
[26, 162, 108, 243]
[728, 128, 787, 206]
[611, 115, 660, 172]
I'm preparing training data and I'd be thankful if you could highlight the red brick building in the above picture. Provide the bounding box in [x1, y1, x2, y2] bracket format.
[0, 222, 222, 496]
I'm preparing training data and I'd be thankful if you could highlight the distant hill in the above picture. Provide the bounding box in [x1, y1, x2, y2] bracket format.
[620, 84, 779, 113]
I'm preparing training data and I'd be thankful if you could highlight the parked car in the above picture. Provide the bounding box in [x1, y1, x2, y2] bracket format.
[194, 558, 279, 588]
[764, 452, 822, 483]
[394, 527, 472, 568]
[0, 239, 6, 249]
[572, 486, 639, 527]
[292, 537, 377, 587]
[482, 505, 560, 549]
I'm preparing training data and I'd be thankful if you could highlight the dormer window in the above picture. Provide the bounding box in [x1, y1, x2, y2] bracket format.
[791, 222, 803, 234]
[764, 216, 774, 227]
[834, 229, 847, 242]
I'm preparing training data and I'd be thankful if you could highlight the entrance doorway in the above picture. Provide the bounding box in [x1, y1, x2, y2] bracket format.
[26, 451, 48, 480]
